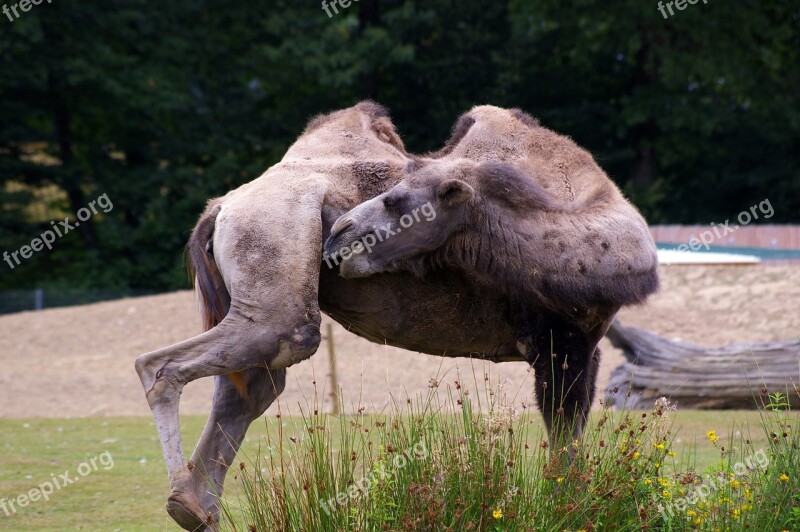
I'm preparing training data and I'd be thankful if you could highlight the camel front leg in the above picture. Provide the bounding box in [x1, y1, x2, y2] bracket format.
[524, 312, 612, 463]
[520, 313, 599, 461]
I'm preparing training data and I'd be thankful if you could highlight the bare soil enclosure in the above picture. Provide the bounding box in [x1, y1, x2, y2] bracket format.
[0, 265, 798, 418]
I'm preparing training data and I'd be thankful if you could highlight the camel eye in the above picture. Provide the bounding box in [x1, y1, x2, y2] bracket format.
[383, 195, 404, 213]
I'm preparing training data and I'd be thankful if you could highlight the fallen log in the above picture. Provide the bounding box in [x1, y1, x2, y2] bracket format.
[604, 321, 800, 410]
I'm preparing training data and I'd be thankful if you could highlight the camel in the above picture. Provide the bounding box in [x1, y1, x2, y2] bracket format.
[324, 104, 660, 453]
[137, 102, 513, 531]
[135, 102, 658, 531]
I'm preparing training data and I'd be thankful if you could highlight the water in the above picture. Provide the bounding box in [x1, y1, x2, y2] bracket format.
[656, 243, 800, 262]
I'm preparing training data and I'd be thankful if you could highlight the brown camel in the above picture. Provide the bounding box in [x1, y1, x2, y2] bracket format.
[135, 102, 657, 531]
[324, 104, 659, 456]
[137, 102, 513, 531]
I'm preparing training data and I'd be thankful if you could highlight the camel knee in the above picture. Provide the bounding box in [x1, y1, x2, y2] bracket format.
[267, 321, 321, 369]
[135, 353, 186, 405]
[134, 353, 156, 392]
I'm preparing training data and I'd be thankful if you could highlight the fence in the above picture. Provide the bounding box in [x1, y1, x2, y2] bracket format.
[0, 288, 157, 315]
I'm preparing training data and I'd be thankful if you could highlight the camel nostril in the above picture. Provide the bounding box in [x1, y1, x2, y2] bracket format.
[324, 219, 354, 254]
[329, 219, 353, 242]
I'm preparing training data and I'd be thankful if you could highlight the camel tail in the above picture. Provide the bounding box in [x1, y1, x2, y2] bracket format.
[186, 199, 248, 399]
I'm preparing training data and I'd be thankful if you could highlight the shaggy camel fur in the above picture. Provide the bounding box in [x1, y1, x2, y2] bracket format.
[136, 102, 658, 531]
[325, 104, 659, 463]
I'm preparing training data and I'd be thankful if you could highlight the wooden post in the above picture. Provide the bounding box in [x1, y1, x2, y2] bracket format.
[326, 322, 340, 415]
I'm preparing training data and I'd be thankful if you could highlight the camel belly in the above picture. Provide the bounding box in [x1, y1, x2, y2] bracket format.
[318, 266, 522, 361]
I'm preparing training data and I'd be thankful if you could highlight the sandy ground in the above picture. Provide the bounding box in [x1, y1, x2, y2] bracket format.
[0, 265, 798, 419]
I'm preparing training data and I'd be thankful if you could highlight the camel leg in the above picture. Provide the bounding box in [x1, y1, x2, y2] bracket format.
[586, 346, 602, 414]
[552, 345, 601, 449]
[531, 352, 593, 455]
[134, 313, 319, 531]
[522, 315, 599, 458]
[187, 368, 286, 525]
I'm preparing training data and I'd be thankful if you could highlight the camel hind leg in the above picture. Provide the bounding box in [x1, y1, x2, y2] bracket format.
[134, 313, 319, 530]
[137, 181, 327, 530]
[172, 368, 286, 530]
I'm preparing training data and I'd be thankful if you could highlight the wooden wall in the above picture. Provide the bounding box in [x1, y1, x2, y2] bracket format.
[650, 225, 800, 249]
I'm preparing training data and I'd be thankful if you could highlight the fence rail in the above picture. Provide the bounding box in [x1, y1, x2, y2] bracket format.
[0, 289, 157, 315]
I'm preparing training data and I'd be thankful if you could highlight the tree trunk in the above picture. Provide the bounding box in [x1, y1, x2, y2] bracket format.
[605, 321, 800, 410]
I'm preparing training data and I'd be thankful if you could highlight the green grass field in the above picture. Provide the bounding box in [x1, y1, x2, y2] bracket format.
[0, 407, 790, 531]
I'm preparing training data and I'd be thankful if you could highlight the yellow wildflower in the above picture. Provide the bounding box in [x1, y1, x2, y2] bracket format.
[668, 451, 676, 457]
[730, 479, 740, 489]
[658, 478, 670, 487]
[493, 508, 503, 519]
[779, 473, 789, 482]
[662, 489, 672, 498]
[644, 479, 652, 485]
[707, 430, 718, 442]
[687, 509, 696, 517]
[633, 452, 641, 459]
[556, 477, 564, 483]
[694, 517, 703, 525]
[653, 442, 666, 450]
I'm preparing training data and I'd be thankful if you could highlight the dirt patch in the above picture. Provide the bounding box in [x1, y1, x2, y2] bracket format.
[0, 265, 797, 418]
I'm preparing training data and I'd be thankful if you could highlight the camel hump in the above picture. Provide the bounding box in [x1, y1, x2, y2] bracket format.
[467, 160, 659, 308]
[290, 100, 409, 161]
[427, 112, 477, 158]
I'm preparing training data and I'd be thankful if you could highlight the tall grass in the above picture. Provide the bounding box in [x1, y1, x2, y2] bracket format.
[219, 377, 799, 531]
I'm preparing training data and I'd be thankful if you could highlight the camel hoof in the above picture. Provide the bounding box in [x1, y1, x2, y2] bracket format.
[167, 492, 216, 531]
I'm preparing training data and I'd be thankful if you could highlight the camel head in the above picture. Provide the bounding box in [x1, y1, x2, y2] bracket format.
[323, 160, 476, 278]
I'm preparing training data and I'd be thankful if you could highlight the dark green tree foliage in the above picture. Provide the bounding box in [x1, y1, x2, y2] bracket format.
[0, 0, 797, 291]
[504, 0, 800, 221]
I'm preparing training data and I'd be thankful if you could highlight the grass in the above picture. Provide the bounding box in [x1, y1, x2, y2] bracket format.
[0, 416, 204, 531]
[0, 388, 796, 530]
[221, 383, 799, 531]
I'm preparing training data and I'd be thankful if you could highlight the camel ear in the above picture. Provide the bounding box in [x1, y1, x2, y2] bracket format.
[437, 179, 474, 207]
